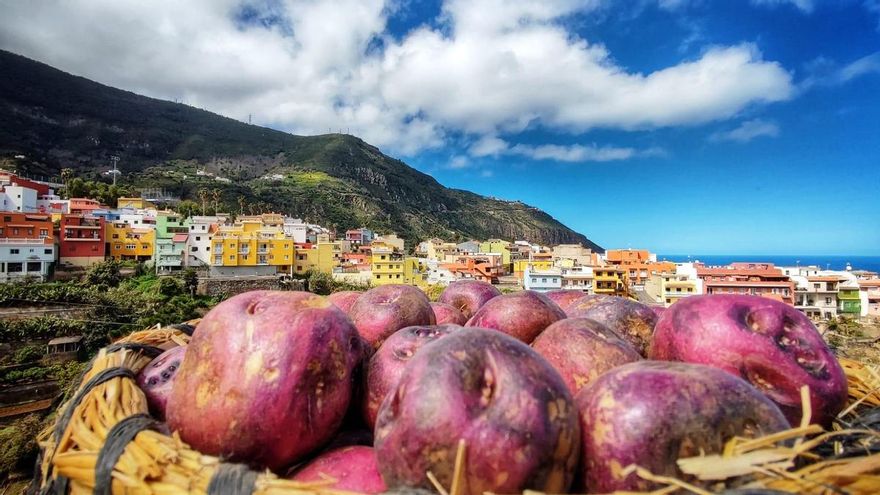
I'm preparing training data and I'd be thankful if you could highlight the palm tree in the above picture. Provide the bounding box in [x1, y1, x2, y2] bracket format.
[197, 189, 209, 215]
[60, 168, 74, 188]
[211, 189, 221, 214]
[238, 196, 246, 215]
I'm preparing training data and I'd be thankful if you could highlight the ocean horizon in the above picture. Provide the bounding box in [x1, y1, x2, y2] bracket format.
[658, 254, 880, 274]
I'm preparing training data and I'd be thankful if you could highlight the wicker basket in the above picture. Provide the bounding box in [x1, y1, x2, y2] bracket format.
[29, 322, 880, 495]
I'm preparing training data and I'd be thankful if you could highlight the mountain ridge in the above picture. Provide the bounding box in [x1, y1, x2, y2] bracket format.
[0, 49, 602, 251]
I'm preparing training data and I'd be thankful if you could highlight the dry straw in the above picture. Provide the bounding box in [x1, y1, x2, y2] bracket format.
[31, 323, 880, 494]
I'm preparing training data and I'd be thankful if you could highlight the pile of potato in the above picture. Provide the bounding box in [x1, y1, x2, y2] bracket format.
[136, 280, 846, 494]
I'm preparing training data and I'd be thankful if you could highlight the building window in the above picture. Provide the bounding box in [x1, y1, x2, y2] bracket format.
[229, 255, 235, 260]
[12, 228, 18, 235]
[542, 278, 547, 283]
[825, 297, 832, 304]
[44, 248, 52, 254]
[196, 236, 201, 241]
[10, 249, 19, 254]
[191, 247, 198, 252]
[27, 262, 41, 272]
[8, 262, 22, 272]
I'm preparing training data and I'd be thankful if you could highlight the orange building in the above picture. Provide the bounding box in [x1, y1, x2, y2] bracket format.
[441, 254, 504, 284]
[696, 263, 795, 305]
[0, 212, 55, 281]
[605, 249, 675, 287]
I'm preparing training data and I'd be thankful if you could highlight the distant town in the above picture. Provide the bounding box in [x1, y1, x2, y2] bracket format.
[0, 169, 877, 322]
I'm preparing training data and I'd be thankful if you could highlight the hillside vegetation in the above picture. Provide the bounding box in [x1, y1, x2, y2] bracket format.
[0, 50, 600, 250]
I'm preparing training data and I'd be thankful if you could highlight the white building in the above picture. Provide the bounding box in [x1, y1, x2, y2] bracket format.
[644, 263, 703, 307]
[0, 238, 55, 281]
[186, 216, 225, 267]
[560, 266, 593, 293]
[524, 266, 563, 292]
[282, 218, 308, 243]
[36, 195, 69, 214]
[0, 185, 38, 212]
[425, 259, 457, 286]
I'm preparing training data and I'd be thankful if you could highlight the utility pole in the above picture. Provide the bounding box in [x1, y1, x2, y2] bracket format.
[110, 156, 120, 186]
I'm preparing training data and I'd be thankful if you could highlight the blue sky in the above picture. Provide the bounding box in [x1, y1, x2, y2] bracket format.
[1, 0, 878, 254]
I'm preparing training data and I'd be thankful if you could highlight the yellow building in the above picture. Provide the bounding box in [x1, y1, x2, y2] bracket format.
[116, 197, 154, 209]
[372, 244, 426, 286]
[211, 220, 295, 274]
[479, 239, 511, 267]
[106, 221, 155, 261]
[294, 241, 335, 275]
[594, 266, 628, 296]
[645, 272, 700, 307]
[513, 259, 553, 277]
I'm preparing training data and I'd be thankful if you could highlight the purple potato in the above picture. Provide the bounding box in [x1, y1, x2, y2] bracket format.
[651, 294, 847, 426]
[466, 291, 566, 343]
[577, 361, 789, 492]
[363, 324, 461, 429]
[136, 345, 186, 420]
[328, 291, 363, 313]
[166, 290, 362, 470]
[438, 280, 501, 319]
[567, 295, 658, 355]
[531, 318, 641, 396]
[375, 328, 580, 495]
[349, 285, 435, 349]
[430, 302, 468, 325]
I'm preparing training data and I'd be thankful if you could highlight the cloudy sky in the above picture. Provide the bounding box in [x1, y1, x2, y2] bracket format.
[1, 0, 878, 254]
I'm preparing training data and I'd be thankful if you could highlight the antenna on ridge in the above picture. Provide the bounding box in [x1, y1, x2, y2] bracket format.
[109, 155, 120, 186]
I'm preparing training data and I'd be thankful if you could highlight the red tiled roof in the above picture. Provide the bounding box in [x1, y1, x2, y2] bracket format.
[172, 233, 189, 242]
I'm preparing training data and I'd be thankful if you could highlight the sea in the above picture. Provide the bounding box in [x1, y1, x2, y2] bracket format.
[658, 255, 880, 274]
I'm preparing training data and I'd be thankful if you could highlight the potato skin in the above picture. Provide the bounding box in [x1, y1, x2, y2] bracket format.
[349, 285, 436, 349]
[466, 291, 566, 343]
[166, 290, 362, 471]
[567, 295, 658, 355]
[363, 324, 462, 429]
[576, 361, 789, 493]
[290, 446, 386, 493]
[375, 328, 580, 495]
[431, 302, 468, 325]
[531, 318, 641, 396]
[651, 294, 847, 426]
[136, 345, 186, 420]
[544, 290, 592, 312]
[327, 291, 363, 313]
[438, 280, 501, 319]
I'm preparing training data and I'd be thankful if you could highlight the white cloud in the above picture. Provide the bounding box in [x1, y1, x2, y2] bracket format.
[751, 0, 815, 13]
[448, 155, 470, 169]
[510, 143, 636, 162]
[709, 119, 780, 143]
[0, 0, 795, 158]
[469, 136, 510, 157]
[801, 51, 880, 89]
[839, 52, 880, 82]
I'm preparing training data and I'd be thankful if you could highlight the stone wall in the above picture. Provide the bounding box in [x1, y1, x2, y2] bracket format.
[197, 276, 306, 299]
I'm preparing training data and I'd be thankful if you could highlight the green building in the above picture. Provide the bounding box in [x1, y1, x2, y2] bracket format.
[838, 285, 862, 316]
[155, 211, 191, 273]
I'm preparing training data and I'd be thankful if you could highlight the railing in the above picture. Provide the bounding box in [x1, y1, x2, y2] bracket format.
[0, 238, 46, 244]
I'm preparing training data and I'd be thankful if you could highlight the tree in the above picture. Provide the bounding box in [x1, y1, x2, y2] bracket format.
[182, 268, 198, 296]
[60, 168, 74, 188]
[198, 189, 209, 215]
[83, 259, 123, 287]
[211, 189, 221, 213]
[238, 196, 246, 215]
[176, 200, 199, 219]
